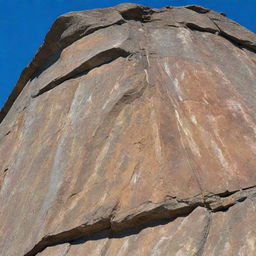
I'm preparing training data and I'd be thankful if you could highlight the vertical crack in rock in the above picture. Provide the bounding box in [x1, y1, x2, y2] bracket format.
[194, 212, 212, 256]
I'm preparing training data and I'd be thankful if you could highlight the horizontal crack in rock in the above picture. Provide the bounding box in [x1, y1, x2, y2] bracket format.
[205, 185, 256, 212]
[24, 186, 256, 256]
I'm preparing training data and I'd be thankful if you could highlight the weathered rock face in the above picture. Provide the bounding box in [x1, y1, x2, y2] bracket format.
[0, 3, 256, 256]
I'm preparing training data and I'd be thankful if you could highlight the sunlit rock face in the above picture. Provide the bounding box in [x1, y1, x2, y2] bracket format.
[0, 3, 256, 256]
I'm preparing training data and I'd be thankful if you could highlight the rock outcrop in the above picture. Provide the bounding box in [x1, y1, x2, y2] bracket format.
[1, 3, 256, 256]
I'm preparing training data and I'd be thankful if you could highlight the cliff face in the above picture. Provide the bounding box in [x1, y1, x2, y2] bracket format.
[0, 3, 256, 256]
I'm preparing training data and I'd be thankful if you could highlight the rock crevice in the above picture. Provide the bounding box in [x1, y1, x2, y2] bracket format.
[25, 187, 256, 256]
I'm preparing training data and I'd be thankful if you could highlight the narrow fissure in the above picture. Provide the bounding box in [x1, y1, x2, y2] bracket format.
[194, 212, 212, 256]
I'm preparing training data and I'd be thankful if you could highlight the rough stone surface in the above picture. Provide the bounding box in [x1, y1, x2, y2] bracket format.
[0, 3, 256, 256]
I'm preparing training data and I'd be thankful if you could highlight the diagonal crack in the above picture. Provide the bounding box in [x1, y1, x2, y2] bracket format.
[207, 17, 256, 53]
[31, 48, 131, 98]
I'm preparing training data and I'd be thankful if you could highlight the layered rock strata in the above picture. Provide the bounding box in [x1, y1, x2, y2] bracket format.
[0, 3, 256, 256]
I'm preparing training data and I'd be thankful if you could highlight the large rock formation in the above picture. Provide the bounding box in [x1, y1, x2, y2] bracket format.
[1, 3, 256, 256]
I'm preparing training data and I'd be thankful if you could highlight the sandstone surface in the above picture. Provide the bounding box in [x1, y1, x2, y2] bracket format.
[0, 3, 256, 256]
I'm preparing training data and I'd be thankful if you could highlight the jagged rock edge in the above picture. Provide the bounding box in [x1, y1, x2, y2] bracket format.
[1, 4, 256, 124]
[24, 186, 256, 256]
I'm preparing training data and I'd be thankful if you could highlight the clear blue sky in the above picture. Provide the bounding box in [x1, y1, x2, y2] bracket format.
[0, 0, 255, 108]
